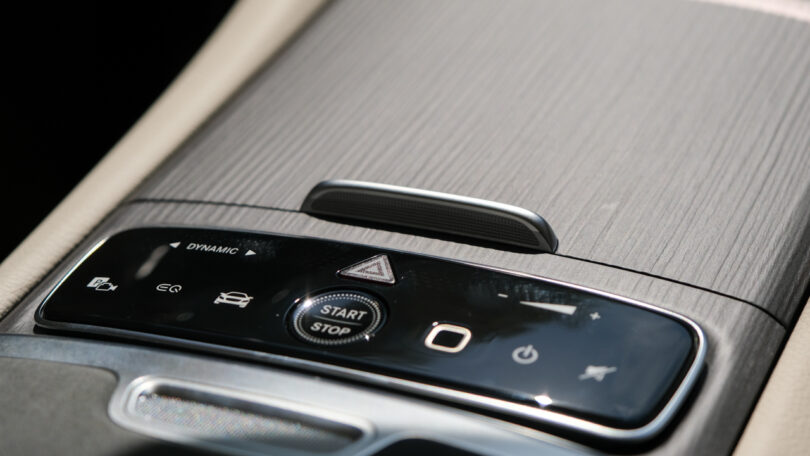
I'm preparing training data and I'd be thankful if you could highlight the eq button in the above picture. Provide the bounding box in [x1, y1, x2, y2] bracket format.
[289, 290, 384, 346]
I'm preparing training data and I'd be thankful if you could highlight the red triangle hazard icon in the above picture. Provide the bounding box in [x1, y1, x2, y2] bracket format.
[338, 254, 396, 285]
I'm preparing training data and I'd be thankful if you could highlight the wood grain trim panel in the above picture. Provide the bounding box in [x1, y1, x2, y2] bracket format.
[130, 0, 810, 324]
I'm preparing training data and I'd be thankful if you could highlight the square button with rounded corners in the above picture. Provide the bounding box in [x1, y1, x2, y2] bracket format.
[424, 324, 472, 353]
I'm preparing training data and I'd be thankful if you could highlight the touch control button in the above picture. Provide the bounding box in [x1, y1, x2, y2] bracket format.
[425, 324, 472, 353]
[511, 344, 539, 365]
[290, 290, 384, 345]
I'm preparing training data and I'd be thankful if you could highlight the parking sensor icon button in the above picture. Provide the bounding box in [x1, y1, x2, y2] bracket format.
[87, 277, 118, 292]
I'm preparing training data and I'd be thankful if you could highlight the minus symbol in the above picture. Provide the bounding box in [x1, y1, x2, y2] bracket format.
[497, 293, 509, 298]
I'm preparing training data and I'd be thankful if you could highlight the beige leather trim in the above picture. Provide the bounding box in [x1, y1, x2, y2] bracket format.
[0, 0, 326, 318]
[698, 0, 810, 22]
[734, 297, 810, 455]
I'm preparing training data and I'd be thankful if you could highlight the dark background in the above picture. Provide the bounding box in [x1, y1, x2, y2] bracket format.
[1, 1, 235, 262]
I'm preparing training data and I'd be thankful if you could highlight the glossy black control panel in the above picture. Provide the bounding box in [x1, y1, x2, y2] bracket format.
[36, 228, 704, 440]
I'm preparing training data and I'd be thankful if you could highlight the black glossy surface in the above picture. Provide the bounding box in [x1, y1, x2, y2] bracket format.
[432, 330, 465, 348]
[372, 439, 481, 456]
[37, 228, 697, 429]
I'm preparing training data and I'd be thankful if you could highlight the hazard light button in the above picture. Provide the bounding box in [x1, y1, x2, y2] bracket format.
[338, 254, 396, 285]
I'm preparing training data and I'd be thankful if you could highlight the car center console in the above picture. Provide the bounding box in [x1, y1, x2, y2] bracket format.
[0, 204, 778, 456]
[35, 227, 704, 441]
[2, 1, 809, 455]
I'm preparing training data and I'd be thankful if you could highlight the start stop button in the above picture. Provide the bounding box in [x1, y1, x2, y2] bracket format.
[289, 290, 385, 345]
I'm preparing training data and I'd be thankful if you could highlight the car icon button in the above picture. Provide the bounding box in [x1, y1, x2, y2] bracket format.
[290, 290, 385, 346]
[213, 291, 253, 308]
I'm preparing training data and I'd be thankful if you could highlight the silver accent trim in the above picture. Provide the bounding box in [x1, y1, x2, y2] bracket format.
[35, 227, 706, 443]
[0, 334, 590, 456]
[301, 180, 558, 252]
[117, 376, 374, 456]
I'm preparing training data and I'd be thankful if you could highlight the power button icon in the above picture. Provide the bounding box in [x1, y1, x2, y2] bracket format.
[512, 344, 539, 365]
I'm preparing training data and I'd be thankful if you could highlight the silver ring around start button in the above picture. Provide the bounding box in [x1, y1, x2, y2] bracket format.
[290, 290, 384, 346]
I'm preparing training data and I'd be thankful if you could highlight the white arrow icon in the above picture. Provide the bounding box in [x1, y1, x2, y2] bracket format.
[169, 242, 181, 249]
[245, 250, 256, 256]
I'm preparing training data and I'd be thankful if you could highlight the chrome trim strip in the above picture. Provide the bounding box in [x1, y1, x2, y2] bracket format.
[301, 180, 559, 252]
[0, 333, 591, 456]
[35, 227, 706, 443]
[114, 376, 375, 456]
